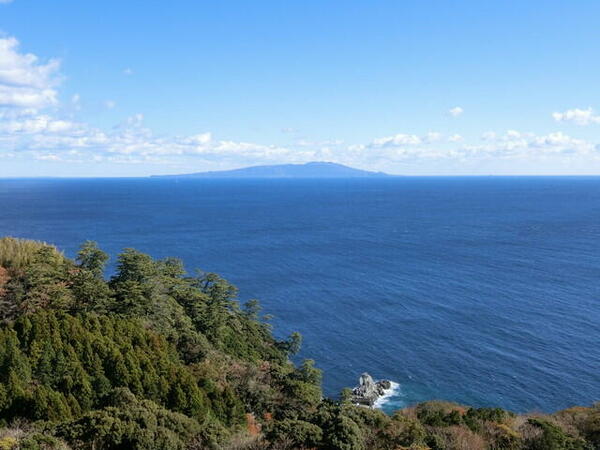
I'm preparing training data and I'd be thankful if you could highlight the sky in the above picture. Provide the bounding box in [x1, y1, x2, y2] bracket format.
[1, 0, 600, 176]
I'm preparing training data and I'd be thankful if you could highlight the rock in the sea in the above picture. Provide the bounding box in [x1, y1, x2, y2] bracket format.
[350, 373, 392, 407]
[379, 380, 391, 390]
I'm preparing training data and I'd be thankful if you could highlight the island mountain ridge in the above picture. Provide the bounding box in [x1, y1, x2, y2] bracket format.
[152, 161, 391, 178]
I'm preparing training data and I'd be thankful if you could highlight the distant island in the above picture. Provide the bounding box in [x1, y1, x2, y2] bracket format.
[152, 161, 391, 178]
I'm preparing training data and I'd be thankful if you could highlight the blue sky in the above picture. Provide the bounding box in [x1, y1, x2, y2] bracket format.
[1, 0, 600, 176]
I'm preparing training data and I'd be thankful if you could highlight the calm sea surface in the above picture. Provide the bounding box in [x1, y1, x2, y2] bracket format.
[0, 177, 598, 413]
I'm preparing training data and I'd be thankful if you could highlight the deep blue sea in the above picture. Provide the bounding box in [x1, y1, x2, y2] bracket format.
[0, 177, 598, 414]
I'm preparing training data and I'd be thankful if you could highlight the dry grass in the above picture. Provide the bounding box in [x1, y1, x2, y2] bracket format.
[0, 236, 61, 269]
[0, 420, 71, 449]
[552, 406, 593, 438]
[187, 433, 268, 450]
[429, 426, 487, 450]
[0, 266, 9, 296]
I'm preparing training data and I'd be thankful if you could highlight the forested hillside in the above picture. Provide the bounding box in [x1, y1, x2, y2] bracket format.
[0, 237, 598, 449]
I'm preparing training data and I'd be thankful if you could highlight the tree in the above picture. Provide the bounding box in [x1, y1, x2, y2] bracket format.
[286, 331, 302, 356]
[243, 299, 261, 320]
[21, 246, 74, 313]
[76, 241, 109, 279]
[111, 248, 157, 285]
[71, 244, 112, 312]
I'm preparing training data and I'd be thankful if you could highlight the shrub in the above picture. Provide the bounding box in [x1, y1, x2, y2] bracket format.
[525, 418, 590, 450]
[378, 413, 426, 448]
[55, 389, 203, 450]
[322, 415, 364, 450]
[267, 419, 323, 448]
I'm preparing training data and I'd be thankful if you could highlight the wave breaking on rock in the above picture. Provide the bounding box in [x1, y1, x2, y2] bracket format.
[350, 372, 395, 408]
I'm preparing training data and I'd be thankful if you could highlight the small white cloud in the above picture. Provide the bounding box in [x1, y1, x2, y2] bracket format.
[124, 113, 144, 127]
[185, 132, 212, 145]
[552, 108, 600, 126]
[481, 131, 497, 141]
[472, 130, 594, 156]
[71, 94, 81, 111]
[370, 133, 422, 147]
[448, 134, 463, 143]
[0, 114, 80, 134]
[296, 138, 344, 147]
[123, 68, 134, 76]
[448, 106, 464, 117]
[36, 154, 61, 161]
[104, 100, 116, 109]
[0, 0, 14, 4]
[424, 131, 443, 143]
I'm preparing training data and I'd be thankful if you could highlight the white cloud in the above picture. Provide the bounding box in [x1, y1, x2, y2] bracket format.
[104, 100, 116, 109]
[0, 109, 307, 165]
[354, 129, 597, 165]
[124, 113, 144, 127]
[0, 0, 14, 4]
[470, 130, 594, 157]
[70, 94, 82, 111]
[296, 138, 344, 147]
[36, 153, 61, 161]
[423, 131, 442, 143]
[552, 108, 600, 126]
[0, 37, 61, 108]
[0, 114, 80, 134]
[370, 133, 422, 147]
[1, 114, 598, 170]
[448, 106, 463, 117]
[184, 132, 212, 145]
[531, 132, 590, 153]
[123, 68, 134, 76]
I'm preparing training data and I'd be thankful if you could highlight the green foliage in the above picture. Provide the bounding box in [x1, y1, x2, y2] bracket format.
[463, 406, 514, 432]
[0, 311, 219, 424]
[415, 401, 463, 427]
[280, 331, 302, 356]
[55, 388, 204, 450]
[267, 419, 323, 448]
[76, 241, 108, 279]
[16, 432, 67, 450]
[20, 246, 75, 314]
[0, 238, 319, 449]
[322, 415, 364, 450]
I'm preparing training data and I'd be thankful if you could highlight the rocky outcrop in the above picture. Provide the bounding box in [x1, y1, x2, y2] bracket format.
[350, 373, 392, 407]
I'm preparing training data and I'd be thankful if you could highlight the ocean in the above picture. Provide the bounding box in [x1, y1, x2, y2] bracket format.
[0, 176, 598, 413]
